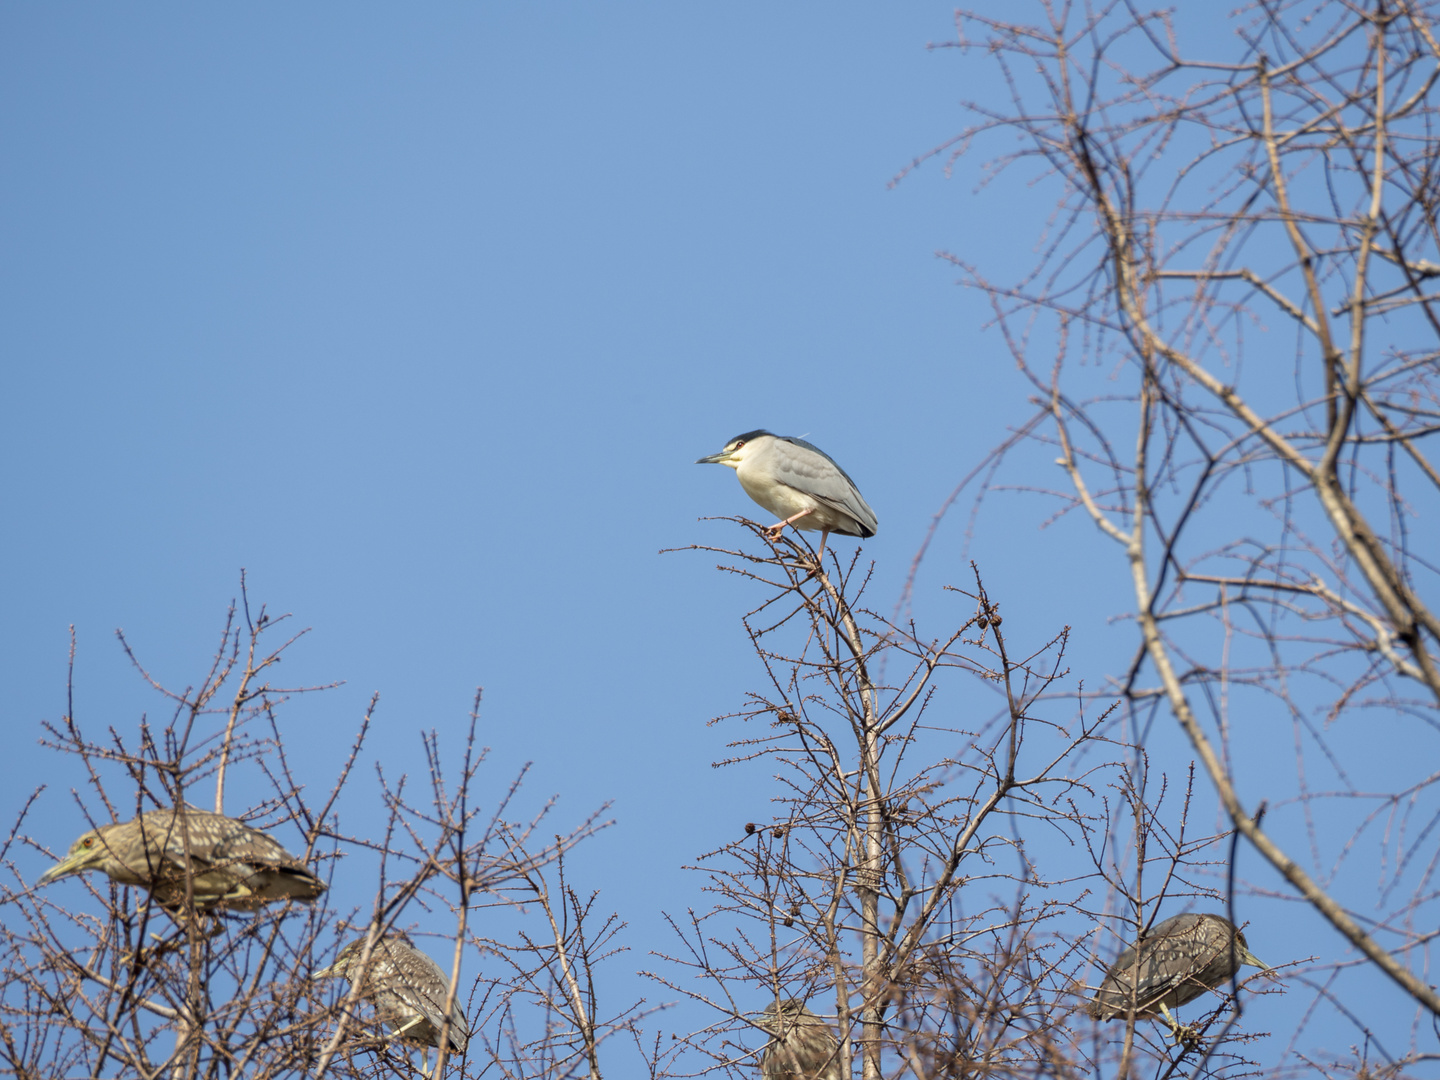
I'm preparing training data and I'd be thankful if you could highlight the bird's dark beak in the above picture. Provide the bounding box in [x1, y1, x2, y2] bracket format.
[696, 451, 729, 465]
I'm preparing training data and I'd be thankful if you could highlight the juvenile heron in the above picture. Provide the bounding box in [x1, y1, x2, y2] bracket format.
[36, 806, 326, 913]
[755, 999, 844, 1080]
[1087, 913, 1269, 1036]
[314, 933, 470, 1054]
[696, 430, 877, 560]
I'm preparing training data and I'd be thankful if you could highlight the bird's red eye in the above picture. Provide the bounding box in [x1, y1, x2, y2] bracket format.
[81, 838, 93, 849]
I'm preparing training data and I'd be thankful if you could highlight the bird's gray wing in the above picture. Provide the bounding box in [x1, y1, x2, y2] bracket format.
[163, 812, 321, 893]
[773, 448, 878, 537]
[400, 945, 471, 1050]
[1096, 930, 1221, 1009]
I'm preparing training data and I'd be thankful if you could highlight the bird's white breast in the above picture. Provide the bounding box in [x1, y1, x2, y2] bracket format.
[737, 458, 817, 520]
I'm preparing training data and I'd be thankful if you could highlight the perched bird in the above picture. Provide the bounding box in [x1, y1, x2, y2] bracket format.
[1087, 913, 1269, 1035]
[755, 999, 844, 1080]
[696, 430, 877, 560]
[314, 933, 470, 1054]
[36, 806, 326, 912]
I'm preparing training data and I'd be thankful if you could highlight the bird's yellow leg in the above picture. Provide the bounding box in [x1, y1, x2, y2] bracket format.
[1158, 1005, 1197, 1046]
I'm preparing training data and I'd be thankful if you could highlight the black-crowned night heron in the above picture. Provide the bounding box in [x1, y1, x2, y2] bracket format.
[36, 806, 326, 913]
[696, 430, 877, 560]
[755, 999, 844, 1080]
[314, 933, 470, 1054]
[1087, 913, 1269, 1036]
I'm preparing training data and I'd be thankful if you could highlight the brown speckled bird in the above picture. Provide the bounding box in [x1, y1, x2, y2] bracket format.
[36, 806, 326, 912]
[315, 933, 470, 1054]
[755, 999, 843, 1080]
[1087, 913, 1269, 1035]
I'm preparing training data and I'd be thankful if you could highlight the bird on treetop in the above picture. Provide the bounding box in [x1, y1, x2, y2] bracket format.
[36, 805, 326, 914]
[697, 430, 877, 562]
[314, 933, 470, 1054]
[1087, 912, 1270, 1040]
[754, 998, 844, 1080]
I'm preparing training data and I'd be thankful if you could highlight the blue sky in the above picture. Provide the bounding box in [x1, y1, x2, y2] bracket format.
[1, 4, 1424, 1074]
[1, 3, 1050, 877]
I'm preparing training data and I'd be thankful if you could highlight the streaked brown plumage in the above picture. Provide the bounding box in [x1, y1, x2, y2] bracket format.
[314, 933, 470, 1053]
[36, 806, 326, 912]
[756, 999, 843, 1080]
[1087, 913, 1268, 1028]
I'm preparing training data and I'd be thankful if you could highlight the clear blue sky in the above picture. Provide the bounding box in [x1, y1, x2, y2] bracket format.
[0, 5, 1418, 1073]
[0, 3, 1049, 894]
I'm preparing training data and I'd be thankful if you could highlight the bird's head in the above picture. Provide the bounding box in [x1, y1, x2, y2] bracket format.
[1234, 928, 1271, 972]
[314, 932, 413, 980]
[696, 430, 774, 470]
[312, 945, 356, 981]
[37, 826, 115, 886]
[753, 998, 812, 1033]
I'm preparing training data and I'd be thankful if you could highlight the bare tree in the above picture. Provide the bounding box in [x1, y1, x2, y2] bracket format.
[0, 582, 602, 1080]
[471, 847, 665, 1080]
[904, 0, 1440, 1074]
[0, 550, 1307, 1079]
[654, 524, 1270, 1079]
